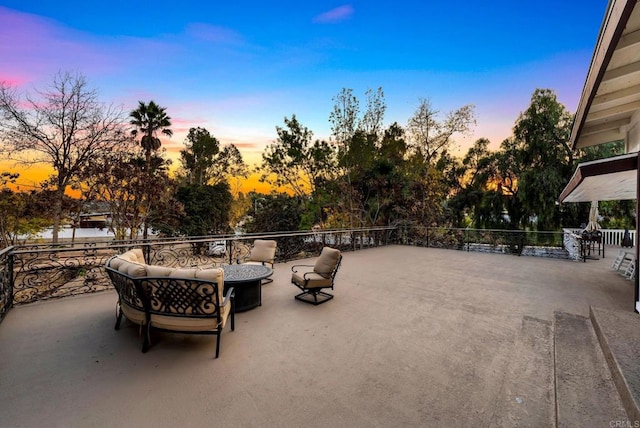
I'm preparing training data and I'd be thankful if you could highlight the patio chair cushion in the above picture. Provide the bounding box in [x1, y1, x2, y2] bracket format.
[291, 247, 342, 305]
[150, 314, 220, 331]
[248, 240, 277, 264]
[313, 247, 341, 275]
[292, 272, 332, 288]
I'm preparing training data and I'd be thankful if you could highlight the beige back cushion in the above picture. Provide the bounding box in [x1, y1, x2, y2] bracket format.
[108, 256, 126, 270]
[109, 249, 145, 268]
[195, 268, 225, 304]
[121, 249, 145, 264]
[111, 259, 147, 277]
[146, 265, 174, 277]
[108, 249, 147, 277]
[249, 240, 277, 262]
[169, 268, 198, 279]
[126, 262, 147, 277]
[314, 247, 341, 276]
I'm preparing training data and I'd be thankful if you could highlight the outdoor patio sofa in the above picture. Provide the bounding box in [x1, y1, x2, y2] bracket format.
[105, 249, 235, 358]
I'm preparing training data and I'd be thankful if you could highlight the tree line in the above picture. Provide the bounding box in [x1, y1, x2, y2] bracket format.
[0, 72, 632, 247]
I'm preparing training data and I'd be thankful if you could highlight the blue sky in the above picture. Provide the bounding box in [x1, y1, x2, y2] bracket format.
[0, 1, 607, 171]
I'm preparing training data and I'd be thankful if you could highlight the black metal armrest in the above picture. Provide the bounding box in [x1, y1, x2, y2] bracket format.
[303, 271, 330, 280]
[292, 264, 314, 273]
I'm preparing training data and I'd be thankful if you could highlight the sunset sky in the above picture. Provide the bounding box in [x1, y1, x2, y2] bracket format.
[0, 1, 607, 193]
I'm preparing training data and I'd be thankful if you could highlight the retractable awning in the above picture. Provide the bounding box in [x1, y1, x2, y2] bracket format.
[558, 152, 638, 203]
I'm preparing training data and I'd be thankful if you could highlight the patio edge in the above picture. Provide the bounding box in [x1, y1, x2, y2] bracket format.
[590, 305, 640, 423]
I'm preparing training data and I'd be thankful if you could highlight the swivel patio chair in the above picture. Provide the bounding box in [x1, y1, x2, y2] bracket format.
[240, 239, 277, 283]
[291, 247, 342, 305]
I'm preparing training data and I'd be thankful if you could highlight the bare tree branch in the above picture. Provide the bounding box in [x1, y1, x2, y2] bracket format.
[0, 71, 129, 242]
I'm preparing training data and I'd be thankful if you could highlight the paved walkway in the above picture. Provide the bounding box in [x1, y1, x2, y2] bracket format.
[0, 245, 634, 427]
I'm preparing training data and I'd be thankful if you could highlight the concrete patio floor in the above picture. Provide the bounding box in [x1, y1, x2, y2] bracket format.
[0, 245, 636, 427]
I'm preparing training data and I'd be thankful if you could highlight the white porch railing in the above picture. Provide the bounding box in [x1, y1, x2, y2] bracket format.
[564, 228, 636, 247]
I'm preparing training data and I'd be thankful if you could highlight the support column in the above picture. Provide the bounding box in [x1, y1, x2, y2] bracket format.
[633, 151, 640, 313]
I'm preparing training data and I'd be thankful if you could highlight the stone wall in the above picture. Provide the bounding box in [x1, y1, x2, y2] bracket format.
[562, 230, 581, 261]
[464, 243, 569, 259]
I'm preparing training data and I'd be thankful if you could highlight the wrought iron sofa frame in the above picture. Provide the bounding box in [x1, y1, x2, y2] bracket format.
[105, 259, 235, 359]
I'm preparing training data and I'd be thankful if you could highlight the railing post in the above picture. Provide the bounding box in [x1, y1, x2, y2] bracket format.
[0, 247, 15, 324]
[143, 242, 152, 265]
[9, 251, 13, 308]
[466, 228, 469, 252]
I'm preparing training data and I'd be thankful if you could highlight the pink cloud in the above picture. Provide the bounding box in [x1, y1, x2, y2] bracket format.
[0, 7, 123, 86]
[0, 6, 184, 93]
[313, 5, 354, 24]
[169, 117, 207, 134]
[227, 141, 262, 150]
[0, 75, 28, 86]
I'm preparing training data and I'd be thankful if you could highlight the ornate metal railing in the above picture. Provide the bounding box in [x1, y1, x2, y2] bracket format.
[0, 225, 573, 323]
[0, 246, 13, 322]
[4, 227, 398, 310]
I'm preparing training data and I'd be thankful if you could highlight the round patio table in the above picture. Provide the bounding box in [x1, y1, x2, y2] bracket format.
[222, 264, 273, 312]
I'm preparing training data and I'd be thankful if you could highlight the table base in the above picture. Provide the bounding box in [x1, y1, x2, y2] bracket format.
[225, 279, 261, 312]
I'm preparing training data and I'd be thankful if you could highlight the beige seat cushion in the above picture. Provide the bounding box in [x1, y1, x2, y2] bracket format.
[150, 313, 222, 331]
[121, 302, 146, 325]
[292, 272, 332, 288]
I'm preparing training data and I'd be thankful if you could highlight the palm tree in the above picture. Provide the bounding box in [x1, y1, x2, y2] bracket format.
[129, 100, 173, 169]
[129, 100, 172, 240]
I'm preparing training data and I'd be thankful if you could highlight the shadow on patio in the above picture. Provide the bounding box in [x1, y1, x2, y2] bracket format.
[0, 245, 636, 427]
